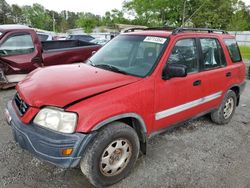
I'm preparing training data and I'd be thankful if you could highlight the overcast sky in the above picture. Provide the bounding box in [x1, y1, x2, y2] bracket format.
[5, 0, 250, 16]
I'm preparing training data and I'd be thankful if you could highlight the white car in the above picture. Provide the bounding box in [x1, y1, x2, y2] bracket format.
[37, 32, 54, 41]
[90, 38, 109, 45]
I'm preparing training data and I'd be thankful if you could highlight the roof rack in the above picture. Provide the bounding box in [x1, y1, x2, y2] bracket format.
[144, 26, 176, 31]
[123, 26, 175, 33]
[123, 28, 147, 33]
[172, 27, 228, 35]
[123, 26, 228, 35]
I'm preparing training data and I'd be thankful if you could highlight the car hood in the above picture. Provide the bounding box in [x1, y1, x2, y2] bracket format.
[17, 64, 141, 108]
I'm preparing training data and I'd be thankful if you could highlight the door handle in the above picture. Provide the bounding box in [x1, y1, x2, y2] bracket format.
[226, 72, 232, 77]
[193, 80, 201, 86]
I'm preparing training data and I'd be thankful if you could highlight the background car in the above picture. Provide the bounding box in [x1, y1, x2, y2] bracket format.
[37, 32, 54, 41]
[90, 38, 109, 45]
[66, 34, 95, 42]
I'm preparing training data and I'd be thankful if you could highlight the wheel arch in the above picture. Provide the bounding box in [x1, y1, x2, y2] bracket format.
[92, 113, 148, 154]
[229, 85, 240, 106]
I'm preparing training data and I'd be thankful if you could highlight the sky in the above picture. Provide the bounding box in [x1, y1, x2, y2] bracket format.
[5, 0, 124, 16]
[5, 0, 250, 16]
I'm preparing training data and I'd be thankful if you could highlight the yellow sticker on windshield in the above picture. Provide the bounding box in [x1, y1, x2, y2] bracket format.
[144, 36, 167, 44]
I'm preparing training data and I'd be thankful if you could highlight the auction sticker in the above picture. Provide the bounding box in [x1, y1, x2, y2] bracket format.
[144, 36, 167, 44]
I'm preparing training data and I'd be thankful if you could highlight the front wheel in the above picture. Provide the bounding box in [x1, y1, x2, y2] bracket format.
[210, 90, 237, 125]
[80, 122, 139, 187]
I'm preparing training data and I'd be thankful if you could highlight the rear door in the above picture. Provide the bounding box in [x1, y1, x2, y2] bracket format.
[197, 37, 230, 110]
[0, 31, 43, 77]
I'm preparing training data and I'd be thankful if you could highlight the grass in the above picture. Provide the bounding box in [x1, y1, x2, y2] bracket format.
[239, 46, 250, 59]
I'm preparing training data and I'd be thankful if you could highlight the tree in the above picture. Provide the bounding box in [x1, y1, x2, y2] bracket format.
[123, 0, 250, 30]
[0, 0, 12, 24]
[227, 1, 250, 31]
[102, 9, 130, 28]
[124, 0, 184, 26]
[76, 13, 101, 33]
[22, 4, 52, 30]
[11, 4, 25, 24]
[187, 0, 236, 29]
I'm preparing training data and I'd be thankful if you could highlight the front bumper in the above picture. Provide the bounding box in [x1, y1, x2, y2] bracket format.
[6, 101, 96, 168]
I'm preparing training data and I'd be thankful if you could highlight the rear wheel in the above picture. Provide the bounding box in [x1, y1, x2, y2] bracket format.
[211, 90, 237, 125]
[80, 122, 139, 187]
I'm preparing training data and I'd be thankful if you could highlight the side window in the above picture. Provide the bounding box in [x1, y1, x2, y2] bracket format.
[200, 38, 226, 70]
[224, 39, 242, 63]
[167, 38, 198, 73]
[0, 34, 34, 56]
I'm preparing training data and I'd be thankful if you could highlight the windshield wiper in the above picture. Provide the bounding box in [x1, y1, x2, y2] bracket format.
[86, 59, 95, 66]
[94, 64, 128, 75]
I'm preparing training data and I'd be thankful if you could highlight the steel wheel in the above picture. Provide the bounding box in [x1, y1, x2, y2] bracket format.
[223, 97, 234, 119]
[100, 139, 132, 177]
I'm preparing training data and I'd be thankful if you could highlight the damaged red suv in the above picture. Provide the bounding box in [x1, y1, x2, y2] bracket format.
[5, 28, 246, 187]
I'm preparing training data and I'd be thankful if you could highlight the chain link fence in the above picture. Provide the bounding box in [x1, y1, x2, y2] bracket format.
[229, 31, 250, 46]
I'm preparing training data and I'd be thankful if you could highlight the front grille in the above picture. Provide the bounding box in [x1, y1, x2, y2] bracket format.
[14, 93, 29, 116]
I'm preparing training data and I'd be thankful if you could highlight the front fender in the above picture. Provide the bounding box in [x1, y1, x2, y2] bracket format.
[92, 112, 147, 132]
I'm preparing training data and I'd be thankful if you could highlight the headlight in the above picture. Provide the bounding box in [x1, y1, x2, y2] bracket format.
[33, 108, 77, 134]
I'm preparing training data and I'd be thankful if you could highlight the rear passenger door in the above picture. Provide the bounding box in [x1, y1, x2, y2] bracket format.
[197, 37, 230, 110]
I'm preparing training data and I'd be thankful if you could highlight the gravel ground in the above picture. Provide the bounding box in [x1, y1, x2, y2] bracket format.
[0, 80, 249, 188]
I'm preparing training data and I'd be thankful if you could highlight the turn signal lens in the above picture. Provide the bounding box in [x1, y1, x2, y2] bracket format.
[62, 148, 73, 156]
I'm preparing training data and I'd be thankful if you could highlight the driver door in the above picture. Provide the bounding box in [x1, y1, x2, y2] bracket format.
[154, 37, 205, 131]
[0, 31, 43, 76]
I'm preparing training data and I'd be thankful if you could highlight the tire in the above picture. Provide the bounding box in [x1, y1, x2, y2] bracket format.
[80, 122, 140, 187]
[210, 90, 237, 125]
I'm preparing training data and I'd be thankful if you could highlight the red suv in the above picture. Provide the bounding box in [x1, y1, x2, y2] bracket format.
[5, 28, 246, 187]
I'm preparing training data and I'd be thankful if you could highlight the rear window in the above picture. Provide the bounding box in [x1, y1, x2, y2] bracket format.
[38, 34, 49, 41]
[224, 39, 242, 63]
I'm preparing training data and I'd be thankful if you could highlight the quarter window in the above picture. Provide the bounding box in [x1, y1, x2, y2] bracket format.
[200, 38, 226, 70]
[224, 39, 242, 63]
[167, 39, 198, 73]
[0, 34, 34, 56]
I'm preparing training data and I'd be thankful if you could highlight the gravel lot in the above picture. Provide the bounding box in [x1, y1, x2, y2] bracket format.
[0, 80, 249, 188]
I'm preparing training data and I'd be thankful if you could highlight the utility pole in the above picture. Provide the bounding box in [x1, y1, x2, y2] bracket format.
[182, 0, 188, 27]
[53, 12, 56, 32]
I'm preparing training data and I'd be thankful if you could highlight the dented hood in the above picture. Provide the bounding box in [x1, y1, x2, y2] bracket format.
[17, 64, 141, 108]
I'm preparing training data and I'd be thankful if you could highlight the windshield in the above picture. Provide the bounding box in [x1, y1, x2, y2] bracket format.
[88, 35, 168, 77]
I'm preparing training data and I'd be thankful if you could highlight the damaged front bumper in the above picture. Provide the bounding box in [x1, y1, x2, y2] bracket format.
[5, 101, 97, 168]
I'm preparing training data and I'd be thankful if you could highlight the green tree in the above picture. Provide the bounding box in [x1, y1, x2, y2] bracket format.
[0, 0, 12, 24]
[76, 12, 101, 33]
[22, 4, 52, 30]
[227, 1, 250, 31]
[11, 4, 25, 24]
[102, 9, 130, 27]
[123, 0, 250, 30]
[124, 0, 184, 26]
[187, 0, 236, 29]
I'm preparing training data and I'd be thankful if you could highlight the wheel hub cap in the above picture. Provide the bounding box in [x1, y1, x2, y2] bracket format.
[223, 97, 234, 119]
[100, 139, 132, 177]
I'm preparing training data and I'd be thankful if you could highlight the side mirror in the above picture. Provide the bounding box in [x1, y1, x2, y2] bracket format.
[162, 63, 188, 80]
